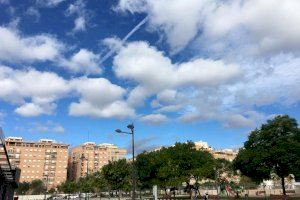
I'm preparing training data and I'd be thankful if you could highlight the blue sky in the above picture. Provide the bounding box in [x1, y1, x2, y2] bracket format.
[0, 0, 300, 155]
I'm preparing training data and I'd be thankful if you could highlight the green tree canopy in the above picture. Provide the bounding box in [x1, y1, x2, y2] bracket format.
[16, 182, 30, 195]
[135, 141, 215, 194]
[101, 159, 131, 194]
[58, 181, 78, 194]
[30, 179, 45, 195]
[233, 115, 300, 195]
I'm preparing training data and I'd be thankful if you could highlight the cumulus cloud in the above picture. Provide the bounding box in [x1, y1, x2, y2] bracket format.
[117, 0, 207, 53]
[58, 49, 101, 74]
[69, 77, 135, 119]
[0, 26, 63, 63]
[0, 66, 69, 116]
[114, 42, 240, 89]
[113, 41, 240, 107]
[15, 102, 56, 117]
[74, 16, 86, 31]
[0, 26, 103, 75]
[0, 66, 134, 119]
[110, 39, 300, 128]
[0, 66, 69, 104]
[140, 114, 168, 125]
[117, 0, 300, 56]
[66, 0, 89, 32]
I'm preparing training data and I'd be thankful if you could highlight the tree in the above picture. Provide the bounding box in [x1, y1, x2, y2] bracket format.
[16, 182, 30, 195]
[135, 150, 157, 190]
[58, 181, 78, 194]
[30, 179, 45, 195]
[91, 171, 107, 200]
[101, 159, 131, 199]
[135, 142, 215, 199]
[238, 176, 259, 190]
[79, 176, 94, 194]
[233, 115, 300, 195]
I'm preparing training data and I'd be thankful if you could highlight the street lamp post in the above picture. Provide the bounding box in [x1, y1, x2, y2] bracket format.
[80, 154, 89, 200]
[44, 174, 49, 200]
[115, 123, 135, 200]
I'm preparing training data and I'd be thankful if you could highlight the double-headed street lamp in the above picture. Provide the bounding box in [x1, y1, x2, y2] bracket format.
[115, 123, 136, 200]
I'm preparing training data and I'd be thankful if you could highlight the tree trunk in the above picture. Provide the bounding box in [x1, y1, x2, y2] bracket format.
[281, 176, 286, 195]
[118, 190, 121, 200]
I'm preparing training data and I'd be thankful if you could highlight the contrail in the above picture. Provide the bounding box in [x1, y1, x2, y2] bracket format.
[99, 16, 149, 65]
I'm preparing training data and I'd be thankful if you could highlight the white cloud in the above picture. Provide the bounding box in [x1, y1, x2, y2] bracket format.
[156, 104, 182, 113]
[140, 114, 168, 125]
[113, 41, 240, 107]
[74, 16, 86, 31]
[223, 114, 255, 129]
[114, 42, 240, 89]
[66, 0, 89, 33]
[0, 110, 5, 126]
[15, 102, 56, 117]
[30, 121, 65, 133]
[26, 7, 41, 22]
[0, 65, 135, 119]
[69, 77, 135, 119]
[156, 90, 177, 104]
[117, 0, 208, 53]
[117, 0, 300, 56]
[0, 26, 102, 74]
[111, 40, 300, 128]
[0, 66, 69, 116]
[0, 66, 69, 103]
[0, 0, 9, 4]
[36, 0, 65, 7]
[58, 49, 101, 74]
[0, 26, 63, 63]
[229, 54, 300, 106]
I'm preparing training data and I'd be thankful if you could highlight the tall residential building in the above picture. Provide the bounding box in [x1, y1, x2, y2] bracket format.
[212, 149, 238, 161]
[194, 141, 213, 151]
[69, 142, 126, 180]
[5, 137, 69, 188]
[194, 140, 238, 161]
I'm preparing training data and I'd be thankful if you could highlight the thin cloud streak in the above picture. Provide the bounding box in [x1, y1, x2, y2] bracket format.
[99, 16, 148, 65]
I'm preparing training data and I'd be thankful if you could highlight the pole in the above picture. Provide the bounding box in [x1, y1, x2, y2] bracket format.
[86, 155, 89, 200]
[44, 175, 48, 200]
[132, 127, 136, 200]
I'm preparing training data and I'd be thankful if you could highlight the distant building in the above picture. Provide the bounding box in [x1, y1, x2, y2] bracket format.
[69, 142, 126, 180]
[194, 141, 238, 161]
[5, 137, 69, 188]
[212, 149, 238, 162]
[194, 141, 213, 151]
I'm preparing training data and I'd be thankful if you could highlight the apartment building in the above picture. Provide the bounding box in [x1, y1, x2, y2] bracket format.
[212, 149, 238, 161]
[5, 137, 69, 188]
[194, 140, 213, 151]
[69, 142, 126, 180]
[194, 141, 238, 161]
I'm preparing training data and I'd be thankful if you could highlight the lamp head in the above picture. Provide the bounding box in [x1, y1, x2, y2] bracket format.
[115, 129, 122, 133]
[127, 124, 134, 130]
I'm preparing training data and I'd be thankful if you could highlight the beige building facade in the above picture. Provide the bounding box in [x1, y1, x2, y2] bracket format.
[69, 142, 126, 180]
[194, 140, 238, 161]
[5, 137, 69, 188]
[212, 149, 238, 161]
